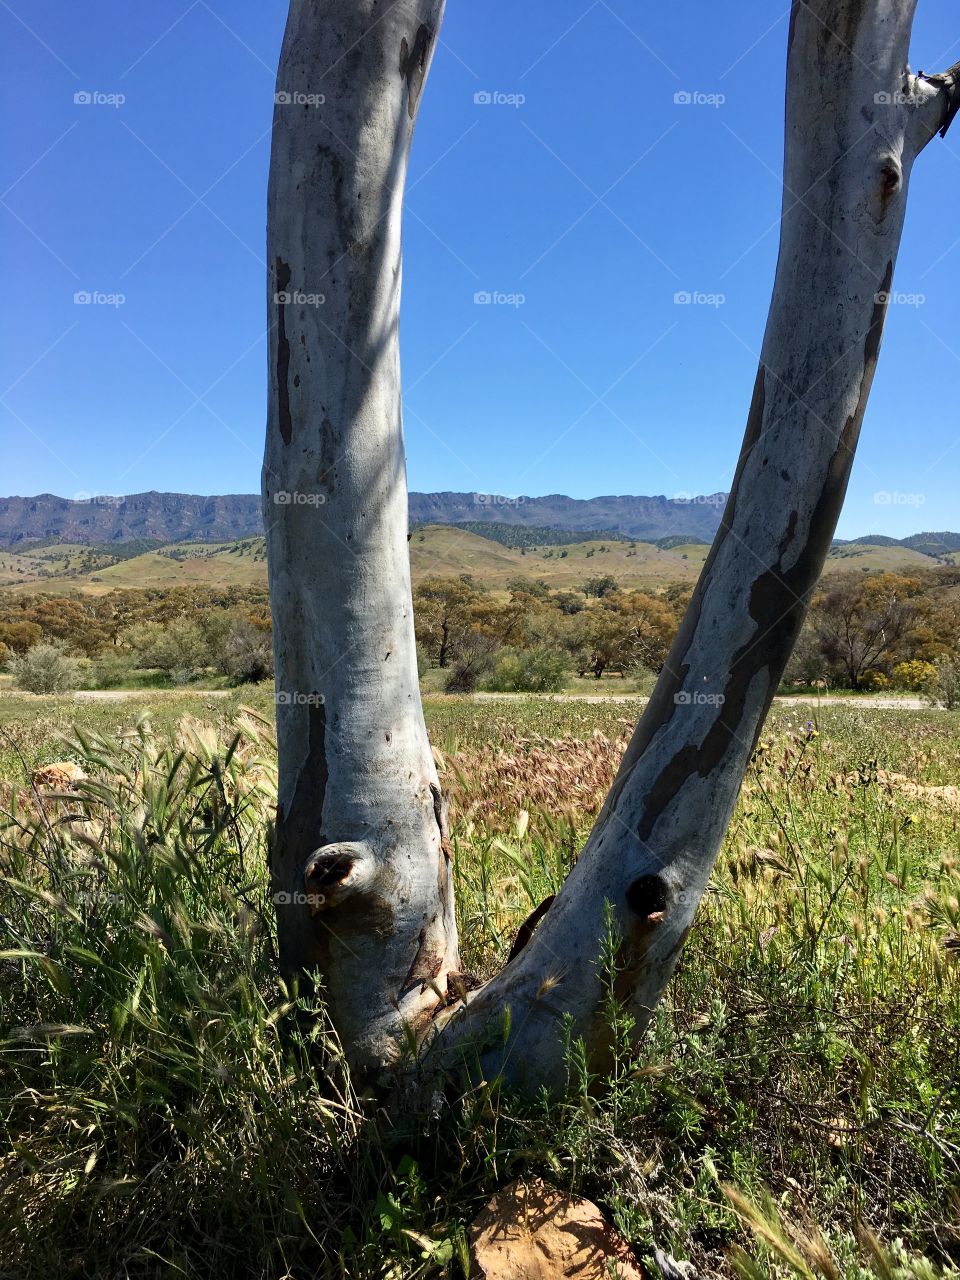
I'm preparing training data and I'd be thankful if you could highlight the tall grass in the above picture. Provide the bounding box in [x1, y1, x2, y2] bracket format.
[0, 698, 957, 1277]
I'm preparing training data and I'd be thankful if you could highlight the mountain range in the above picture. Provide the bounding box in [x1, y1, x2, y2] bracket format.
[0, 491, 957, 560]
[0, 490, 726, 546]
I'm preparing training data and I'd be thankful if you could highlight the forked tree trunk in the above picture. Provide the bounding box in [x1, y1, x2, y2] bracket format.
[264, 0, 958, 1086]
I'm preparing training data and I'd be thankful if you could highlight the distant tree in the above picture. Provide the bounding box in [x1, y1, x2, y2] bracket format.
[127, 619, 210, 682]
[10, 643, 79, 694]
[583, 574, 618, 598]
[811, 574, 921, 689]
[0, 621, 42, 655]
[413, 576, 481, 668]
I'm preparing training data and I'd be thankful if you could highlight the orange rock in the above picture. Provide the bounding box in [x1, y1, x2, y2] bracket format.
[31, 761, 86, 791]
[470, 1178, 645, 1279]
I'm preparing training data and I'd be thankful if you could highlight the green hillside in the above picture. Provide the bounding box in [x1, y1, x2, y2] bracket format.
[1, 525, 955, 599]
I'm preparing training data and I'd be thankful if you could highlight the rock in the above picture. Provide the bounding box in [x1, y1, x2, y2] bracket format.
[31, 761, 86, 791]
[652, 1248, 699, 1279]
[469, 1178, 645, 1279]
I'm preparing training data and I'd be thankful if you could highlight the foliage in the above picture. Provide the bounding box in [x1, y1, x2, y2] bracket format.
[0, 696, 958, 1276]
[8, 642, 80, 693]
[482, 645, 569, 693]
[214, 618, 273, 685]
[893, 661, 938, 693]
[928, 655, 960, 710]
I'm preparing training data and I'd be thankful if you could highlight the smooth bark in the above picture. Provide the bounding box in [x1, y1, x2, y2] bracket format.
[436, 0, 959, 1087]
[264, 0, 456, 1074]
[265, 0, 959, 1086]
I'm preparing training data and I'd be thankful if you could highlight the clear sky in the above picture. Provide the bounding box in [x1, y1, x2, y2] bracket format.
[2, 1, 958, 539]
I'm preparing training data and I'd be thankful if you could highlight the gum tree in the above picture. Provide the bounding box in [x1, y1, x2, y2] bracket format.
[263, 0, 959, 1085]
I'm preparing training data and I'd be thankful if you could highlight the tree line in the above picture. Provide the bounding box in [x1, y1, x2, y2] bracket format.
[1, 569, 959, 701]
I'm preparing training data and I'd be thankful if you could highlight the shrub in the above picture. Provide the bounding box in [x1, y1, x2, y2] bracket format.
[0, 640, 10, 670]
[9, 642, 80, 693]
[127, 618, 210, 681]
[483, 646, 568, 694]
[859, 669, 889, 691]
[891, 660, 936, 692]
[927, 653, 960, 709]
[84, 650, 139, 690]
[216, 619, 273, 684]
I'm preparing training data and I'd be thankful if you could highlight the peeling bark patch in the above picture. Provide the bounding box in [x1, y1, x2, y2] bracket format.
[625, 875, 668, 921]
[276, 700, 328, 872]
[403, 927, 444, 993]
[275, 257, 294, 445]
[400, 25, 433, 119]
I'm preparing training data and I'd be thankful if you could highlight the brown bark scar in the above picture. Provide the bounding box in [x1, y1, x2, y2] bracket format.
[399, 25, 433, 119]
[274, 257, 294, 445]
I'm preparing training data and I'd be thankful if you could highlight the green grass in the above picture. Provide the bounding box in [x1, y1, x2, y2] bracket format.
[0, 694, 958, 1277]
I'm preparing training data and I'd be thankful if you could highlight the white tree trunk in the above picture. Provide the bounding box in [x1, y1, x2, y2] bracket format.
[437, 0, 958, 1086]
[264, 0, 957, 1085]
[263, 0, 457, 1075]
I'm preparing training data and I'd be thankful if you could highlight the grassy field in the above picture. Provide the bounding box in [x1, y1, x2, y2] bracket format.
[0, 690, 958, 1278]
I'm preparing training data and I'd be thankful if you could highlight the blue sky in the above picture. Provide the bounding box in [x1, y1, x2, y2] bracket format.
[2, 0, 959, 539]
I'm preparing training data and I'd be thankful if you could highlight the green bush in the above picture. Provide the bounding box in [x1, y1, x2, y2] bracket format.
[928, 653, 960, 709]
[216, 619, 273, 685]
[9, 642, 80, 693]
[483, 646, 568, 693]
[127, 618, 210, 682]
